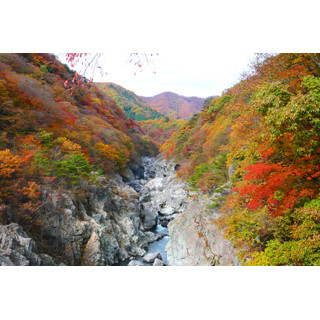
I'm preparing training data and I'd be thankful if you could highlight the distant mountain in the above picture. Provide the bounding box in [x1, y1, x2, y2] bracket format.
[141, 92, 216, 120]
[96, 83, 167, 122]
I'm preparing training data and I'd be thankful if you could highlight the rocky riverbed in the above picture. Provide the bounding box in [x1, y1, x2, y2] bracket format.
[121, 156, 190, 266]
[125, 157, 239, 266]
[0, 156, 239, 266]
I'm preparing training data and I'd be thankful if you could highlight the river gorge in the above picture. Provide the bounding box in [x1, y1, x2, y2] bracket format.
[0, 156, 239, 266]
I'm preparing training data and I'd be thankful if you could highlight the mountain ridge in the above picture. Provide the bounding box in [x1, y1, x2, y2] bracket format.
[142, 92, 218, 120]
[96, 82, 167, 121]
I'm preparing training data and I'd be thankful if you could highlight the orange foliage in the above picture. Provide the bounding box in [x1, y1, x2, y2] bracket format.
[0, 149, 22, 179]
[95, 143, 118, 162]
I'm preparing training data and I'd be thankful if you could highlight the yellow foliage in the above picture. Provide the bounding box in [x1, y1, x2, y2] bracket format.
[54, 137, 82, 154]
[93, 97, 102, 106]
[0, 149, 22, 178]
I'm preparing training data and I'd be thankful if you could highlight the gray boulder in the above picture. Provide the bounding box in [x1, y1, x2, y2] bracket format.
[140, 202, 158, 230]
[160, 207, 175, 215]
[145, 232, 165, 243]
[143, 252, 162, 263]
[153, 258, 164, 266]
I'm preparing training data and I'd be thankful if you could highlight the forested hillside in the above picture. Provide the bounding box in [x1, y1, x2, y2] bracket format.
[161, 53, 320, 265]
[140, 118, 186, 146]
[142, 92, 207, 120]
[96, 82, 167, 121]
[96, 83, 202, 146]
[0, 53, 157, 224]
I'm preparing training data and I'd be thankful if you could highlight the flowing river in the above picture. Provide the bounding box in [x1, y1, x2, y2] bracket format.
[147, 224, 169, 265]
[115, 156, 186, 266]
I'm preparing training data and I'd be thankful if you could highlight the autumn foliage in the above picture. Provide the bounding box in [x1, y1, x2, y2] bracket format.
[0, 53, 157, 224]
[161, 53, 320, 265]
[96, 82, 167, 122]
[142, 92, 206, 120]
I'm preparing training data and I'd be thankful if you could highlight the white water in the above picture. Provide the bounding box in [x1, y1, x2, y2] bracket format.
[147, 223, 169, 265]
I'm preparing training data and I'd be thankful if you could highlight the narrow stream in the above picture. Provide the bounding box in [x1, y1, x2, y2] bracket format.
[116, 157, 171, 266]
[147, 223, 169, 265]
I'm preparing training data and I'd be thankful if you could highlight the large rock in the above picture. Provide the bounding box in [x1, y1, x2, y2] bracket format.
[138, 158, 189, 232]
[163, 178, 188, 210]
[0, 249, 15, 266]
[160, 207, 175, 215]
[81, 185, 147, 265]
[143, 252, 162, 263]
[145, 231, 165, 243]
[153, 258, 164, 266]
[143, 177, 165, 193]
[140, 202, 158, 230]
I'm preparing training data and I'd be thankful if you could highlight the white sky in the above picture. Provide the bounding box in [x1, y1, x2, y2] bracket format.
[5, 1, 320, 99]
[59, 51, 254, 98]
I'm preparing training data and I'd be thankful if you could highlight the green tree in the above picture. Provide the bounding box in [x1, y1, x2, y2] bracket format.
[54, 153, 92, 185]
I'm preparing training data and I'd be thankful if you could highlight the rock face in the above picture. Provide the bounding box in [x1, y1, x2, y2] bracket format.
[16, 158, 182, 266]
[33, 181, 150, 266]
[166, 189, 239, 266]
[0, 223, 55, 266]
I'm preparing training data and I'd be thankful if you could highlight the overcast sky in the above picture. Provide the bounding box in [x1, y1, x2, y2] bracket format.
[59, 52, 254, 98]
[7, 1, 317, 99]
